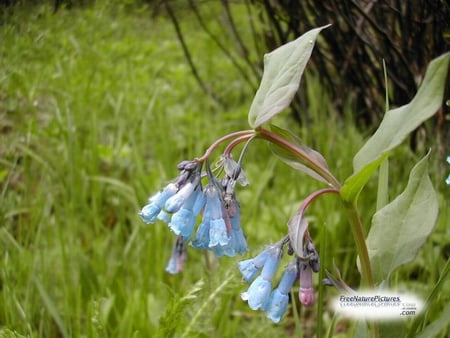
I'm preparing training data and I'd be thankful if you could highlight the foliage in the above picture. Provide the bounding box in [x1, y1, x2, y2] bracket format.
[161, 0, 450, 146]
[244, 26, 448, 336]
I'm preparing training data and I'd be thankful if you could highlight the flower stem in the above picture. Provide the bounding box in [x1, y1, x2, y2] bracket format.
[299, 188, 340, 214]
[342, 200, 374, 288]
[223, 134, 256, 159]
[256, 127, 341, 189]
[255, 128, 375, 288]
[195, 130, 255, 163]
[343, 201, 378, 338]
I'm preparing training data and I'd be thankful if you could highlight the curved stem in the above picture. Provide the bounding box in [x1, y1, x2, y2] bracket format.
[223, 134, 255, 159]
[299, 188, 340, 214]
[256, 127, 341, 189]
[195, 130, 255, 163]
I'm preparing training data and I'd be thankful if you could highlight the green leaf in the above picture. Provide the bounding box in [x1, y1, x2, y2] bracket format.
[248, 25, 330, 128]
[268, 124, 331, 183]
[415, 303, 450, 338]
[341, 52, 449, 203]
[366, 153, 439, 284]
[354, 53, 449, 172]
[340, 154, 388, 202]
[407, 258, 450, 338]
[33, 277, 70, 338]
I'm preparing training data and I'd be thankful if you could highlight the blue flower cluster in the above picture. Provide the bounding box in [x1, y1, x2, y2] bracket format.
[238, 240, 320, 322]
[139, 158, 248, 273]
[139, 153, 322, 323]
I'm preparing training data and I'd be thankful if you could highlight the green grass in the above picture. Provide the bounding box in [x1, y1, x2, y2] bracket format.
[1, 2, 449, 337]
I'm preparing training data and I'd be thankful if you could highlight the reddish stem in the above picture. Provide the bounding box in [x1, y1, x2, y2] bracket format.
[299, 188, 340, 215]
[223, 134, 255, 157]
[195, 130, 255, 163]
[256, 127, 341, 189]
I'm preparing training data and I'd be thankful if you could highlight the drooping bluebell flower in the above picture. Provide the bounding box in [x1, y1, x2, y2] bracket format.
[265, 259, 298, 323]
[139, 183, 178, 224]
[260, 245, 282, 281]
[241, 275, 272, 310]
[191, 208, 211, 250]
[202, 184, 229, 249]
[241, 245, 282, 310]
[276, 259, 299, 294]
[212, 201, 248, 257]
[165, 178, 198, 214]
[210, 213, 235, 257]
[209, 218, 229, 248]
[169, 187, 203, 241]
[140, 160, 202, 225]
[192, 187, 206, 215]
[223, 228, 247, 256]
[227, 202, 248, 255]
[238, 247, 271, 283]
[265, 289, 289, 323]
[166, 236, 187, 274]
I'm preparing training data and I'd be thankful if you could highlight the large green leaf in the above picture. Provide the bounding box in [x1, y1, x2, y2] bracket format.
[248, 25, 330, 128]
[341, 53, 449, 203]
[354, 53, 449, 172]
[366, 153, 438, 284]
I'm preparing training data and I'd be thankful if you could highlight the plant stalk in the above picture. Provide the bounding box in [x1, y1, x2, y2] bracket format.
[256, 127, 341, 189]
[342, 200, 374, 288]
[343, 201, 378, 338]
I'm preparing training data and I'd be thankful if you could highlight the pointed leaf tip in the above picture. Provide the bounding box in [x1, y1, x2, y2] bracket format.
[353, 52, 450, 172]
[248, 25, 331, 128]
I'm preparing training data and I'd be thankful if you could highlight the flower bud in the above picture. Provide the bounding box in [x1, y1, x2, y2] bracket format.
[299, 261, 315, 306]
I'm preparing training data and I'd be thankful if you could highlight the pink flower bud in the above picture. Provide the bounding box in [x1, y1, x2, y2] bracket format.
[299, 287, 315, 306]
[299, 261, 315, 306]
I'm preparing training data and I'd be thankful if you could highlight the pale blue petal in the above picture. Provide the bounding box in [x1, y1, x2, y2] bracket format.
[192, 189, 206, 215]
[241, 276, 272, 310]
[229, 228, 248, 255]
[169, 209, 196, 241]
[278, 260, 298, 294]
[139, 183, 178, 223]
[238, 259, 259, 283]
[165, 195, 186, 214]
[139, 203, 161, 224]
[191, 209, 211, 250]
[204, 185, 223, 220]
[253, 248, 271, 268]
[165, 182, 195, 213]
[209, 219, 229, 247]
[156, 183, 178, 207]
[260, 246, 282, 280]
[265, 289, 289, 323]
